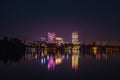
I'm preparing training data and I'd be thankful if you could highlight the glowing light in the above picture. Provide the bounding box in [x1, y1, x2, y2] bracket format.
[41, 37, 46, 42]
[41, 50, 44, 57]
[72, 54, 79, 71]
[47, 55, 49, 60]
[35, 54, 38, 59]
[41, 58, 44, 64]
[93, 47, 97, 50]
[43, 49, 47, 55]
[56, 37, 62, 40]
[41, 58, 46, 64]
[72, 45, 80, 50]
[55, 58, 62, 65]
[72, 49, 80, 54]
[93, 47, 98, 55]
[48, 56, 55, 70]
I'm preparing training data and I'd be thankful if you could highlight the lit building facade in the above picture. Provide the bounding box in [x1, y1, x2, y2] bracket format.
[40, 37, 46, 42]
[55, 36, 64, 44]
[72, 31, 79, 44]
[47, 32, 56, 43]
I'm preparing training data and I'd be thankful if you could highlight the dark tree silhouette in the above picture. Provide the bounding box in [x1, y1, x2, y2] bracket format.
[0, 37, 26, 63]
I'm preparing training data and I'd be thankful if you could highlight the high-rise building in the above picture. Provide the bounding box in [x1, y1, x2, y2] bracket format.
[47, 32, 56, 43]
[55, 36, 64, 44]
[72, 31, 79, 44]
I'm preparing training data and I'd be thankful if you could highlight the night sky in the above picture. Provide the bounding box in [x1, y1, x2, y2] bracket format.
[0, 0, 120, 43]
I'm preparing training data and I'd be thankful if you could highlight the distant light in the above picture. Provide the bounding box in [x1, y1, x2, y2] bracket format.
[48, 56, 55, 70]
[41, 58, 44, 64]
[47, 55, 49, 60]
[55, 58, 62, 65]
[41, 58, 46, 64]
[35, 54, 38, 59]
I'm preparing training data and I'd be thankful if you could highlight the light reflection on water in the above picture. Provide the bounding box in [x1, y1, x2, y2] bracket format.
[22, 49, 113, 71]
[0, 49, 120, 80]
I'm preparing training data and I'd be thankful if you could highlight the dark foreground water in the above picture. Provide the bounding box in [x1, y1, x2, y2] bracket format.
[0, 50, 120, 80]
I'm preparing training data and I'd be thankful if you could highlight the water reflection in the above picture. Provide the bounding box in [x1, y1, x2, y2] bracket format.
[0, 47, 120, 80]
[23, 48, 112, 71]
[0, 47, 119, 71]
[48, 55, 55, 70]
[0, 50, 25, 67]
[72, 54, 79, 71]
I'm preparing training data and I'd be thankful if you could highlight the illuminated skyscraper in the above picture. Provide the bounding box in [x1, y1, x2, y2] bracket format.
[47, 32, 56, 43]
[72, 31, 79, 44]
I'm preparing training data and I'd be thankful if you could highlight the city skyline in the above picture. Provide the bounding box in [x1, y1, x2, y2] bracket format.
[0, 0, 120, 43]
[0, 0, 120, 79]
[1, 31, 120, 45]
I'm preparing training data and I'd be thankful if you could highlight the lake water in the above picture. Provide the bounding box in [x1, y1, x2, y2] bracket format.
[0, 49, 120, 80]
